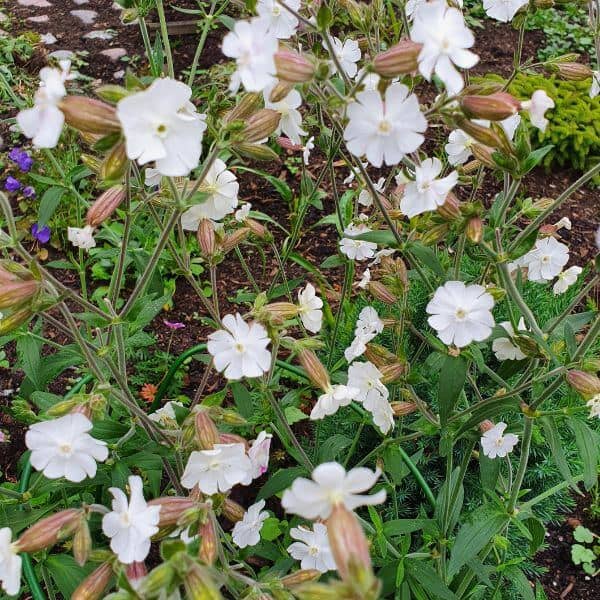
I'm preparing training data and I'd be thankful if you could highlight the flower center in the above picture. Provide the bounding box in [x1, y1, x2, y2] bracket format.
[120, 512, 131, 526]
[155, 123, 168, 138]
[209, 459, 222, 470]
[377, 120, 392, 135]
[418, 180, 432, 193]
[494, 437, 504, 447]
[455, 308, 467, 321]
[541, 255, 551, 264]
[59, 442, 73, 456]
[272, 5, 281, 15]
[234, 342, 245, 353]
[440, 37, 451, 53]
[308, 545, 319, 556]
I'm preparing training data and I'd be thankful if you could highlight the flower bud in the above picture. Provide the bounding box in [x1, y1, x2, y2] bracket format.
[137, 563, 175, 598]
[465, 216, 483, 243]
[222, 498, 246, 522]
[421, 223, 449, 245]
[364, 343, 398, 369]
[247, 218, 268, 239]
[241, 109, 281, 143]
[73, 519, 92, 566]
[197, 219, 216, 257]
[437, 192, 462, 221]
[479, 419, 495, 433]
[16, 509, 83, 552]
[234, 143, 281, 162]
[81, 154, 103, 174]
[209, 407, 248, 427]
[126, 561, 147, 588]
[281, 570, 322, 587]
[327, 504, 372, 582]
[0, 280, 39, 310]
[95, 84, 129, 104]
[100, 141, 128, 181]
[298, 349, 330, 392]
[373, 39, 421, 77]
[455, 117, 503, 149]
[221, 228, 251, 253]
[269, 81, 294, 103]
[86, 186, 125, 228]
[195, 409, 220, 450]
[198, 518, 217, 565]
[218, 432, 249, 448]
[471, 144, 497, 169]
[275, 50, 315, 82]
[0, 307, 33, 334]
[291, 583, 340, 600]
[550, 62, 593, 81]
[566, 370, 600, 396]
[379, 363, 407, 384]
[264, 302, 300, 322]
[460, 159, 481, 174]
[460, 93, 520, 121]
[277, 136, 303, 151]
[182, 557, 222, 600]
[148, 497, 198, 528]
[72, 562, 113, 600]
[59, 96, 121, 135]
[367, 281, 396, 304]
[390, 401, 417, 416]
[46, 397, 82, 417]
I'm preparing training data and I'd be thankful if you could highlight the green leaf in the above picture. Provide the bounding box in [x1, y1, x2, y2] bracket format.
[447, 505, 509, 580]
[573, 525, 594, 544]
[407, 242, 445, 277]
[522, 517, 546, 555]
[261, 517, 283, 541]
[571, 544, 596, 565]
[317, 433, 352, 462]
[568, 419, 599, 490]
[38, 187, 66, 228]
[521, 145, 554, 175]
[438, 355, 467, 426]
[504, 566, 535, 600]
[316, 4, 333, 29]
[509, 227, 539, 261]
[383, 519, 437, 537]
[230, 382, 254, 419]
[44, 554, 96, 599]
[479, 451, 500, 491]
[354, 229, 399, 247]
[235, 167, 293, 203]
[257, 466, 307, 500]
[539, 417, 574, 486]
[406, 560, 457, 600]
[284, 406, 308, 425]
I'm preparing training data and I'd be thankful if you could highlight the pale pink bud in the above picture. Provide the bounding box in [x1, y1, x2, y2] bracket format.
[16, 509, 83, 552]
[461, 93, 520, 121]
[72, 562, 113, 600]
[86, 186, 125, 227]
[198, 518, 217, 565]
[59, 96, 121, 135]
[298, 349, 330, 392]
[147, 497, 198, 527]
[197, 219, 216, 257]
[566, 370, 600, 396]
[194, 409, 220, 450]
[274, 50, 315, 83]
[242, 109, 281, 143]
[373, 39, 421, 77]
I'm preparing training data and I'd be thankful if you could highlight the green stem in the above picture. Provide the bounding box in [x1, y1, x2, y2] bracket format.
[573, 312, 600, 361]
[397, 445, 436, 510]
[187, 0, 219, 86]
[507, 416, 533, 514]
[156, 0, 174, 78]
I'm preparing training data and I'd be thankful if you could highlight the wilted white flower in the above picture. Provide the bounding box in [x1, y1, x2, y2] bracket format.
[148, 401, 184, 426]
[248, 431, 272, 478]
[67, 225, 96, 251]
[401, 157, 458, 218]
[410, 1, 478, 95]
[369, 248, 396, 266]
[287, 523, 336, 573]
[235, 202, 252, 222]
[102, 475, 160, 564]
[181, 443, 253, 493]
[348, 361, 394, 433]
[358, 177, 385, 208]
[303, 136, 314, 165]
[367, 394, 395, 434]
[256, 0, 299, 39]
[207, 313, 271, 380]
[344, 334, 370, 363]
[553, 265, 582, 295]
[311, 383, 359, 420]
[445, 129, 474, 166]
[232, 500, 269, 548]
[426, 281, 495, 348]
[264, 85, 307, 145]
[520, 90, 554, 132]
[297, 283, 323, 333]
[327, 36, 361, 78]
[492, 319, 527, 361]
[25, 413, 108, 482]
[0, 529, 21, 596]
[339, 222, 378, 261]
[480, 422, 519, 459]
[357, 268, 371, 289]
[344, 83, 426, 167]
[344, 162, 368, 185]
[281, 462, 386, 519]
[355, 306, 384, 337]
[144, 167, 162, 187]
[519, 237, 569, 283]
[181, 159, 239, 226]
[222, 18, 278, 92]
[16, 61, 72, 148]
[554, 217, 572, 231]
[483, 0, 528, 22]
[590, 71, 600, 99]
[586, 394, 600, 419]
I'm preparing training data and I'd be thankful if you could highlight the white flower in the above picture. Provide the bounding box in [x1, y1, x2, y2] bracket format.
[144, 167, 162, 187]
[348, 361, 394, 433]
[554, 217, 572, 231]
[117, 78, 207, 176]
[369, 248, 396, 267]
[327, 36, 361, 78]
[367, 394, 395, 434]
[401, 157, 458, 218]
[426, 281, 495, 348]
[16, 62, 71, 148]
[499, 113, 521, 140]
[355, 306, 384, 337]
[0, 528, 22, 596]
[480, 422, 519, 459]
[148, 401, 184, 426]
[355, 67, 382, 92]
[344, 334, 370, 363]
[67, 225, 96, 251]
[520, 237, 569, 283]
[483, 0, 528, 22]
[590, 71, 600, 99]
[344, 83, 427, 167]
[303, 136, 314, 165]
[232, 500, 269, 548]
[248, 431, 272, 478]
[520, 90, 554, 133]
[222, 18, 278, 93]
[102, 475, 160, 564]
[281, 462, 386, 519]
[256, 0, 299, 38]
[287, 523, 336, 572]
[553, 265, 582, 295]
[264, 85, 307, 145]
[405, 0, 427, 19]
[344, 162, 368, 185]
[492, 319, 527, 361]
[207, 313, 271, 380]
[298, 283, 323, 333]
[235, 202, 251, 222]
[25, 413, 108, 482]
[181, 159, 239, 226]
[339, 222, 378, 261]
[181, 443, 253, 493]
[311, 383, 359, 420]
[358, 177, 385, 208]
[410, 1, 478, 95]
[445, 129, 474, 166]
[357, 268, 371, 289]
[586, 394, 600, 419]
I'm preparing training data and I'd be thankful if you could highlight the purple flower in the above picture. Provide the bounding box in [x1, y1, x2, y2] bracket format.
[164, 320, 185, 330]
[31, 223, 51, 244]
[8, 148, 33, 172]
[23, 186, 36, 198]
[4, 177, 21, 192]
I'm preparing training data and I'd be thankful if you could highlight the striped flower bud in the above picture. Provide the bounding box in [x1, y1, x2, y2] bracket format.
[225, 93, 264, 124]
[275, 50, 315, 83]
[461, 93, 520, 121]
[86, 186, 125, 228]
[479, 419, 495, 433]
[218, 432, 250, 448]
[379, 363, 407, 384]
[241, 109, 281, 143]
[437, 192, 462, 221]
[281, 569, 322, 587]
[197, 219, 216, 257]
[0, 307, 33, 334]
[471, 144, 496, 169]
[367, 281, 396, 305]
[298, 349, 330, 392]
[182, 556, 222, 600]
[72, 562, 113, 600]
[59, 96, 121, 135]
[221, 228, 251, 253]
[125, 562, 147, 588]
[465, 216, 483, 243]
[209, 407, 248, 427]
[80, 154, 103, 174]
[16, 509, 84, 553]
[455, 117, 504, 149]
[551, 62, 593, 81]
[390, 401, 417, 416]
[246, 218, 268, 239]
[222, 498, 246, 523]
[234, 143, 281, 162]
[137, 563, 175, 598]
[264, 302, 300, 322]
[364, 343, 398, 369]
[566, 370, 600, 396]
[100, 141, 128, 181]
[198, 518, 217, 565]
[0, 279, 39, 310]
[269, 81, 294, 103]
[147, 497, 199, 528]
[421, 223, 449, 245]
[73, 519, 92, 566]
[373, 39, 422, 77]
[194, 409, 220, 450]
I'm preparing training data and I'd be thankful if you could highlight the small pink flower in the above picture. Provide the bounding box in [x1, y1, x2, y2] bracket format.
[248, 431, 272, 478]
[164, 320, 185, 330]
